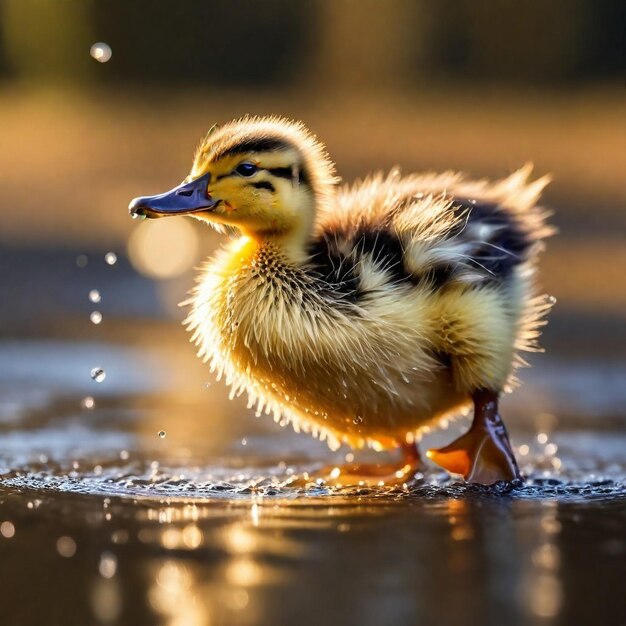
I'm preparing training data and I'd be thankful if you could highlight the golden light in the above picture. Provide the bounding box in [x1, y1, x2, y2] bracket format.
[128, 218, 200, 280]
[527, 574, 563, 618]
[161, 527, 183, 550]
[225, 557, 263, 587]
[91, 578, 122, 623]
[224, 526, 258, 554]
[182, 524, 203, 549]
[149, 561, 208, 626]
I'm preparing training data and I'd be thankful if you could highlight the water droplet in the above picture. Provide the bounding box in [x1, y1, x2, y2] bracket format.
[89, 289, 101, 303]
[158, 431, 166, 439]
[204, 382, 212, 388]
[90, 367, 106, 383]
[90, 42, 112, 63]
[82, 396, 95, 409]
[547, 295, 557, 305]
[352, 416, 363, 425]
[119, 450, 129, 460]
[241, 437, 247, 446]
[98, 551, 117, 578]
[537, 432, 548, 444]
[76, 254, 88, 268]
[104, 252, 117, 266]
[90, 311, 103, 325]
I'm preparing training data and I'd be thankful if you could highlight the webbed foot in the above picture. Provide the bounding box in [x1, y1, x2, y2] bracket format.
[305, 442, 423, 487]
[427, 389, 522, 485]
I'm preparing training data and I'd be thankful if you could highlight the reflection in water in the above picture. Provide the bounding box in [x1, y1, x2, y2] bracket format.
[519, 502, 563, 622]
[225, 556, 265, 587]
[149, 561, 208, 626]
[160, 524, 203, 550]
[0, 520, 16, 538]
[56, 535, 77, 557]
[99, 551, 118, 578]
[0, 481, 623, 626]
[446, 499, 474, 542]
[92, 578, 122, 624]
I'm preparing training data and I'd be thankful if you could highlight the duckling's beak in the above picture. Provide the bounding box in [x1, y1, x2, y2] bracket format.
[128, 173, 216, 219]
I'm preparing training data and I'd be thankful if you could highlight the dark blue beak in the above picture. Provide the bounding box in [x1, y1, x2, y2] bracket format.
[128, 173, 216, 219]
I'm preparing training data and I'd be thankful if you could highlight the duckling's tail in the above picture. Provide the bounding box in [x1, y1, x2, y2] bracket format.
[492, 164, 556, 379]
[493, 163, 556, 251]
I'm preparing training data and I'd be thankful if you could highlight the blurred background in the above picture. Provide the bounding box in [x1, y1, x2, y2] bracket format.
[0, 4, 625, 626]
[0, 0, 624, 348]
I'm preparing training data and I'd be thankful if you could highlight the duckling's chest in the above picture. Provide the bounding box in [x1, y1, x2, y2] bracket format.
[214, 245, 320, 365]
[211, 246, 437, 386]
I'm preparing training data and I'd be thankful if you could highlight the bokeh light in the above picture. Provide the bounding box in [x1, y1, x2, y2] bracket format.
[128, 218, 200, 280]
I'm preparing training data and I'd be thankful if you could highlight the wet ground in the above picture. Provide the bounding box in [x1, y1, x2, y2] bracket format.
[1, 314, 625, 626]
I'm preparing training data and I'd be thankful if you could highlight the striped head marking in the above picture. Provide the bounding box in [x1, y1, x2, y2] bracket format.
[185, 117, 337, 238]
[129, 116, 337, 251]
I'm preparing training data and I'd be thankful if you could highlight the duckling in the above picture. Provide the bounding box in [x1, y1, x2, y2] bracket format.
[129, 116, 553, 486]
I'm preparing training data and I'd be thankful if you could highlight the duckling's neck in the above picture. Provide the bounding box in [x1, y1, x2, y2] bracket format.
[245, 189, 317, 266]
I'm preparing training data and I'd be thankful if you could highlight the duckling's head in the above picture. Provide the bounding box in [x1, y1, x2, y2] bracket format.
[129, 116, 337, 249]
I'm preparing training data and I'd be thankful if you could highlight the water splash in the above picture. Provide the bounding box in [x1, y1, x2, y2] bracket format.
[90, 367, 106, 383]
[1, 444, 623, 504]
[90, 43, 112, 63]
[104, 252, 117, 266]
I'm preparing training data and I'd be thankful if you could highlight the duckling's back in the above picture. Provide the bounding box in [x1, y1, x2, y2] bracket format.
[311, 164, 553, 296]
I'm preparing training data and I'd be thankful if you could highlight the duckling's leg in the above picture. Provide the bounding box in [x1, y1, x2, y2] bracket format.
[426, 389, 521, 485]
[309, 441, 424, 487]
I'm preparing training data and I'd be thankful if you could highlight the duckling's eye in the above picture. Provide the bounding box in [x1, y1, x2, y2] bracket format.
[235, 162, 258, 177]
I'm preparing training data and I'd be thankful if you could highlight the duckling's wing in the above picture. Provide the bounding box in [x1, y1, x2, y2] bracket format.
[310, 166, 553, 293]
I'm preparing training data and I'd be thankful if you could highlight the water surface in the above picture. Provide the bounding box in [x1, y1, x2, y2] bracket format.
[0, 336, 624, 626]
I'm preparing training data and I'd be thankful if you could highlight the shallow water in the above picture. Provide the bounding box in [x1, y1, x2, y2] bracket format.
[0, 337, 624, 626]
